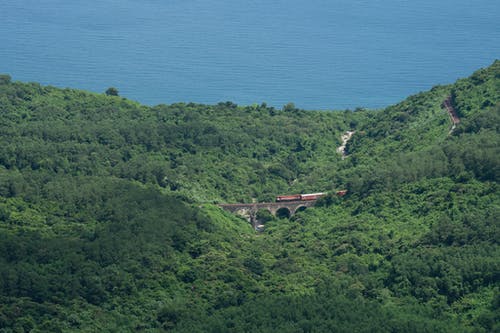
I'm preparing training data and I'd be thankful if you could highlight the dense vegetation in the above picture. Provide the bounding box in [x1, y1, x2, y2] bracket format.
[0, 60, 498, 332]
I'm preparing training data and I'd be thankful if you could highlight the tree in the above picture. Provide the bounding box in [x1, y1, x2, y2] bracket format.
[105, 87, 119, 96]
[0, 74, 11, 85]
[283, 102, 296, 112]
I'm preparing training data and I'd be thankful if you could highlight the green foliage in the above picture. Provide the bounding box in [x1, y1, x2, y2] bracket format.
[0, 61, 498, 331]
[451, 60, 500, 118]
[0, 74, 11, 85]
[256, 208, 274, 224]
[0, 80, 355, 203]
[105, 87, 119, 96]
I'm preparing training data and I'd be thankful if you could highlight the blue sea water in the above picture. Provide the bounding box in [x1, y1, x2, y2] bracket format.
[1, 0, 499, 110]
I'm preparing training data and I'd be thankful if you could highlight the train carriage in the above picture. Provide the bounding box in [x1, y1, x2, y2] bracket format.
[276, 191, 346, 202]
[276, 194, 302, 202]
[300, 193, 326, 201]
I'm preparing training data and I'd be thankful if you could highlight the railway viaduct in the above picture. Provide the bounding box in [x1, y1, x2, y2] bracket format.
[218, 200, 317, 228]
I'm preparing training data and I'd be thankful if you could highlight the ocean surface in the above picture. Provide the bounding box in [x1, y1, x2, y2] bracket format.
[1, 0, 499, 110]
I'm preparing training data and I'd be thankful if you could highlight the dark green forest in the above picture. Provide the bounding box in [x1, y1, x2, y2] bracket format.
[0, 60, 498, 332]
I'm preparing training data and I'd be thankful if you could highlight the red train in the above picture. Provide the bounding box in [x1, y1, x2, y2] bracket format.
[275, 194, 302, 201]
[276, 191, 347, 202]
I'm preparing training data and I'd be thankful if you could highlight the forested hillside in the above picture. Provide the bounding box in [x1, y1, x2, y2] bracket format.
[0, 61, 498, 332]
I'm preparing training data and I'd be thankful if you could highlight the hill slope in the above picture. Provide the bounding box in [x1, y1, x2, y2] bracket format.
[0, 61, 498, 332]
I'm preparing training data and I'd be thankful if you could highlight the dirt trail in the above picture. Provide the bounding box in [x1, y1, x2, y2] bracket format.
[443, 96, 460, 132]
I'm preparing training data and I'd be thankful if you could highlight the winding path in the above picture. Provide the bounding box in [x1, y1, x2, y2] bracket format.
[443, 96, 460, 132]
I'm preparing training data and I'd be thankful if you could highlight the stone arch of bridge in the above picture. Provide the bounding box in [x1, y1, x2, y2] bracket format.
[294, 205, 308, 214]
[275, 207, 291, 219]
[218, 200, 317, 228]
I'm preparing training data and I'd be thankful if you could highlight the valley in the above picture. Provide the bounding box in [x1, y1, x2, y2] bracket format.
[0, 61, 498, 332]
